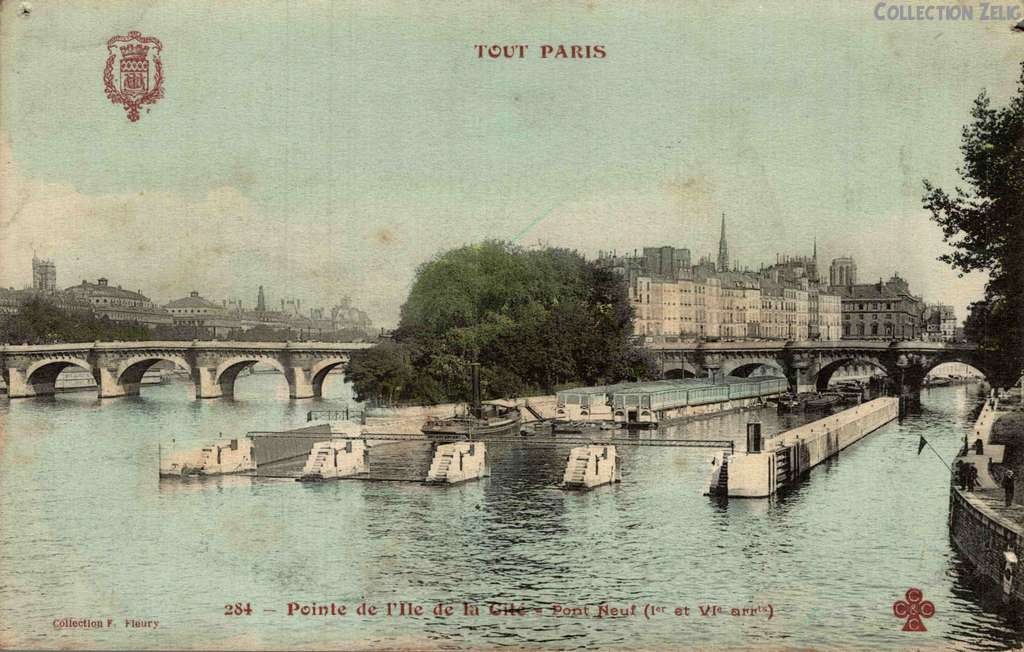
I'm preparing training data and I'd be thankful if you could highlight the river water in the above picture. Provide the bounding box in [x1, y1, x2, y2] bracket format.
[0, 376, 1021, 650]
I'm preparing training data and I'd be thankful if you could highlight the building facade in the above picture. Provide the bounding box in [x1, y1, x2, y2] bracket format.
[64, 278, 172, 328]
[922, 304, 958, 342]
[626, 269, 839, 341]
[165, 291, 242, 338]
[603, 227, 842, 341]
[810, 290, 842, 341]
[832, 274, 925, 340]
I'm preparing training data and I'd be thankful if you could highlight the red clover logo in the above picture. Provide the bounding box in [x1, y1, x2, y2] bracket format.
[892, 588, 935, 631]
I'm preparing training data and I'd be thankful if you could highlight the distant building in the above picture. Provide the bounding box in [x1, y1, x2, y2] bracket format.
[643, 246, 691, 279]
[764, 251, 819, 285]
[0, 288, 26, 317]
[597, 246, 690, 284]
[626, 267, 837, 342]
[832, 273, 924, 340]
[922, 304, 957, 342]
[608, 226, 840, 341]
[165, 291, 241, 338]
[809, 289, 842, 340]
[829, 257, 857, 288]
[65, 278, 172, 328]
[32, 255, 57, 293]
[0, 287, 93, 319]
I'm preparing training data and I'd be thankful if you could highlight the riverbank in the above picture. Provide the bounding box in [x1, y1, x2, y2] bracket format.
[949, 390, 1024, 606]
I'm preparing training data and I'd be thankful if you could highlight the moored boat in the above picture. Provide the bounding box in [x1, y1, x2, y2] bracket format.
[803, 393, 843, 411]
[421, 401, 522, 440]
[776, 395, 802, 413]
[420, 364, 521, 440]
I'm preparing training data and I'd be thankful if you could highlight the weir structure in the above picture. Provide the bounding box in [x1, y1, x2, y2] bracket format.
[425, 443, 488, 484]
[562, 446, 620, 489]
[0, 341, 372, 400]
[707, 397, 900, 498]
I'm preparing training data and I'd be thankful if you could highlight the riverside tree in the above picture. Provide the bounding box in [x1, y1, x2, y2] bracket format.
[923, 62, 1024, 386]
[346, 241, 655, 404]
[0, 296, 150, 344]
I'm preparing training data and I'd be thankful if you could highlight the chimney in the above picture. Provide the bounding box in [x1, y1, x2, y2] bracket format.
[470, 363, 482, 419]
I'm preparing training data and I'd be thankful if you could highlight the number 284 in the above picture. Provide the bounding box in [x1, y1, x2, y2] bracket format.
[224, 603, 253, 616]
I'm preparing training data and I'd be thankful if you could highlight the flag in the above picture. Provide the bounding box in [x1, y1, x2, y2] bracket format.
[918, 436, 928, 455]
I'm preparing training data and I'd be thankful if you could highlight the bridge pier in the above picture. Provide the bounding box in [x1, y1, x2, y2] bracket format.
[193, 366, 224, 399]
[96, 367, 141, 398]
[6, 367, 55, 398]
[285, 367, 316, 400]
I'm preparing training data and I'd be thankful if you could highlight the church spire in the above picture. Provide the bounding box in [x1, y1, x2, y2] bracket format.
[717, 212, 729, 272]
[813, 237, 818, 261]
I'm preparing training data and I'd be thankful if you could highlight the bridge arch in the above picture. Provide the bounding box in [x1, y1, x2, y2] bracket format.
[664, 366, 698, 379]
[726, 361, 788, 379]
[721, 358, 787, 378]
[813, 356, 891, 392]
[24, 357, 95, 389]
[918, 356, 991, 386]
[309, 356, 350, 398]
[212, 356, 288, 398]
[114, 354, 192, 393]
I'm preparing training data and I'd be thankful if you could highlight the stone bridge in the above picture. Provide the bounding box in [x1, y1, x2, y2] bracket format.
[645, 339, 988, 394]
[0, 341, 373, 400]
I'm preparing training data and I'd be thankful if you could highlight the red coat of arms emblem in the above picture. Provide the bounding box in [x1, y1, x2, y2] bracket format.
[103, 31, 163, 122]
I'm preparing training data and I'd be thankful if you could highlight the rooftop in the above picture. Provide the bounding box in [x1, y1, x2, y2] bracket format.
[67, 278, 151, 302]
[166, 291, 223, 310]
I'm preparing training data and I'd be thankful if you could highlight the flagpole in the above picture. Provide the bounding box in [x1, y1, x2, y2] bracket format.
[919, 435, 953, 473]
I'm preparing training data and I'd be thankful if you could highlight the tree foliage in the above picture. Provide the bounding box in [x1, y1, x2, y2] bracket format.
[0, 297, 150, 344]
[923, 63, 1024, 385]
[347, 241, 656, 404]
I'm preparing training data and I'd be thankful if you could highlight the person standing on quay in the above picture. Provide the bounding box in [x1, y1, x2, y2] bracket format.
[1003, 469, 1015, 507]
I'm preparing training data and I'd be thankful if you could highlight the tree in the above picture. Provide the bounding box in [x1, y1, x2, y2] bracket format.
[345, 341, 443, 404]
[347, 241, 656, 403]
[923, 62, 1024, 385]
[0, 297, 149, 344]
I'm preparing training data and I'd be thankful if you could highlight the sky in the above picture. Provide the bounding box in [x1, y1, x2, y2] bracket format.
[1, 1, 1021, 326]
